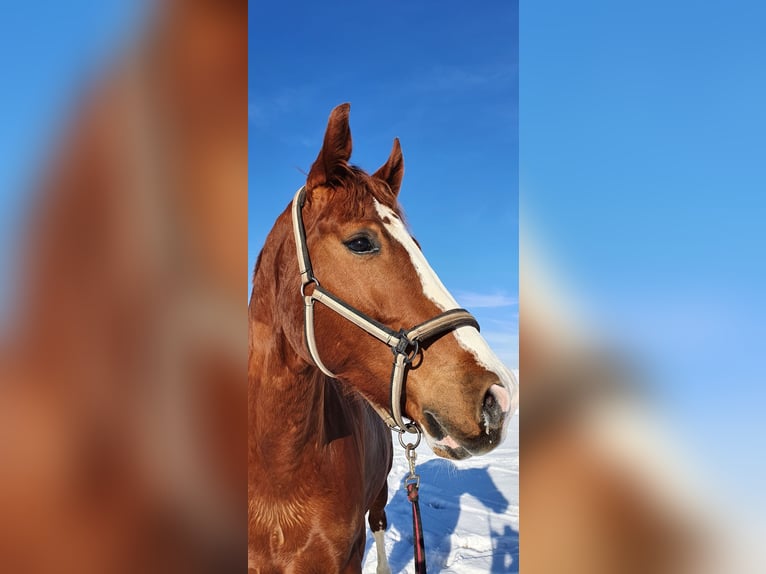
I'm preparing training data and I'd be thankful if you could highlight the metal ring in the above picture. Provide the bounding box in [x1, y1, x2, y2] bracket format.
[403, 339, 419, 364]
[392, 337, 419, 364]
[300, 277, 320, 297]
[397, 423, 422, 449]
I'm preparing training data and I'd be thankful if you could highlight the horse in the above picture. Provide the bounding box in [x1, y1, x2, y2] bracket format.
[248, 103, 519, 573]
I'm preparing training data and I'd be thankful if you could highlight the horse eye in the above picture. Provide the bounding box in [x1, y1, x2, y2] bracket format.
[344, 235, 378, 254]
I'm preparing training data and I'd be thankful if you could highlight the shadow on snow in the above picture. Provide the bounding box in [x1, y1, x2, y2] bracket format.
[365, 459, 518, 573]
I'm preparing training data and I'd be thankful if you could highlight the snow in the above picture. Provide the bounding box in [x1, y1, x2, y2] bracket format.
[362, 411, 519, 573]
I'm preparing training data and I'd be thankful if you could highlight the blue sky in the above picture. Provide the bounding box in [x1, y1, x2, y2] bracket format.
[521, 1, 766, 503]
[248, 1, 519, 368]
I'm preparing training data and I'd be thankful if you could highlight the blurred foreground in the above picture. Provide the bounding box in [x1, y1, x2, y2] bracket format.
[519, 1, 766, 570]
[520, 231, 765, 574]
[0, 1, 246, 572]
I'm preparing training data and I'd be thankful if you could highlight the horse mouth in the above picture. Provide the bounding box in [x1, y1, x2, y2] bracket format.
[421, 411, 473, 460]
[421, 408, 506, 460]
[431, 442, 472, 461]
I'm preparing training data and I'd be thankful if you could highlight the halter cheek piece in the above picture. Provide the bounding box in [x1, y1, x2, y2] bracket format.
[291, 186, 480, 433]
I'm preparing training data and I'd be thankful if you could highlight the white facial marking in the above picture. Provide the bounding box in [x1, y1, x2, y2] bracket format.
[374, 200, 519, 419]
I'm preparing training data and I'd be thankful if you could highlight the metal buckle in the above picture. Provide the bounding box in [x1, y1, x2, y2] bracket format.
[397, 422, 422, 487]
[393, 331, 419, 364]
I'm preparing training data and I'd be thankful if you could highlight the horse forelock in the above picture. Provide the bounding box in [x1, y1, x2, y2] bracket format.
[309, 165, 402, 220]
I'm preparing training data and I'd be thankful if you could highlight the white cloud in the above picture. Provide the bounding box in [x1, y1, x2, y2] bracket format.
[248, 85, 317, 129]
[455, 290, 518, 309]
[412, 63, 515, 93]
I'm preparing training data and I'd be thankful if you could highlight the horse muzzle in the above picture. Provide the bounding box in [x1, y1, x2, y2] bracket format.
[421, 382, 514, 460]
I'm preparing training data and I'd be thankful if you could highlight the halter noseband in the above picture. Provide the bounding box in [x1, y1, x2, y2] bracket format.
[291, 186, 480, 432]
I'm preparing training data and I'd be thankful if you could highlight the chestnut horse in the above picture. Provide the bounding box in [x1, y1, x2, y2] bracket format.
[248, 104, 518, 573]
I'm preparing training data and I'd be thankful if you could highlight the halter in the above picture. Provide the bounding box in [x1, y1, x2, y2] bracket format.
[291, 186, 480, 433]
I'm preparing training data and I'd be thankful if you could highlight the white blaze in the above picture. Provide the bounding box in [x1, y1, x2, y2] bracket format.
[374, 200, 519, 417]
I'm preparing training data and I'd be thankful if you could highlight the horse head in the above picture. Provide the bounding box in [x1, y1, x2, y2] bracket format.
[270, 103, 518, 459]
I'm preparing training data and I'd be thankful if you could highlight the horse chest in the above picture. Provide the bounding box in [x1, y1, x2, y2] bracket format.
[249, 438, 373, 570]
[249, 495, 363, 572]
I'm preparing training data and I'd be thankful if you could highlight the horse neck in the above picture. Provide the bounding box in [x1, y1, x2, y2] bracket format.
[249, 340, 327, 474]
[249, 219, 329, 477]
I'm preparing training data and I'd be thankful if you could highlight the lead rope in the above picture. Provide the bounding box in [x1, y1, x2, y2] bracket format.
[399, 427, 427, 574]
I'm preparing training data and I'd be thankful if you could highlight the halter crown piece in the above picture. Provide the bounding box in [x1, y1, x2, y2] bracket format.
[291, 186, 480, 432]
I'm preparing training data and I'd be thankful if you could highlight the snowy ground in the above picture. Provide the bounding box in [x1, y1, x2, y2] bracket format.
[362, 411, 519, 574]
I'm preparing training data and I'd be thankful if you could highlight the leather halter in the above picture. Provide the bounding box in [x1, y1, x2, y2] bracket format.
[291, 186, 480, 432]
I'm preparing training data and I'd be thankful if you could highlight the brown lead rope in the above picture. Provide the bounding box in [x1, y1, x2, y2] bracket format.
[291, 186, 480, 432]
[408, 482, 427, 574]
[401, 430, 427, 574]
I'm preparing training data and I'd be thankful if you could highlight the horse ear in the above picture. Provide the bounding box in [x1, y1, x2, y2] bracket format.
[373, 137, 404, 197]
[307, 103, 353, 190]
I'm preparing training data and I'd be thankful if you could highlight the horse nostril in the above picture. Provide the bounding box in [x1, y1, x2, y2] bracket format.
[482, 384, 509, 431]
[482, 388, 501, 428]
[483, 391, 497, 411]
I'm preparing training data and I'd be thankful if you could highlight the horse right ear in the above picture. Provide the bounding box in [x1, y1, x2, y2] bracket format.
[373, 138, 404, 198]
[307, 103, 353, 190]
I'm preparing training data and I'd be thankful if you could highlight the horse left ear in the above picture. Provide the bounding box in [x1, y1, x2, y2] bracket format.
[307, 103, 353, 190]
[373, 138, 404, 198]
